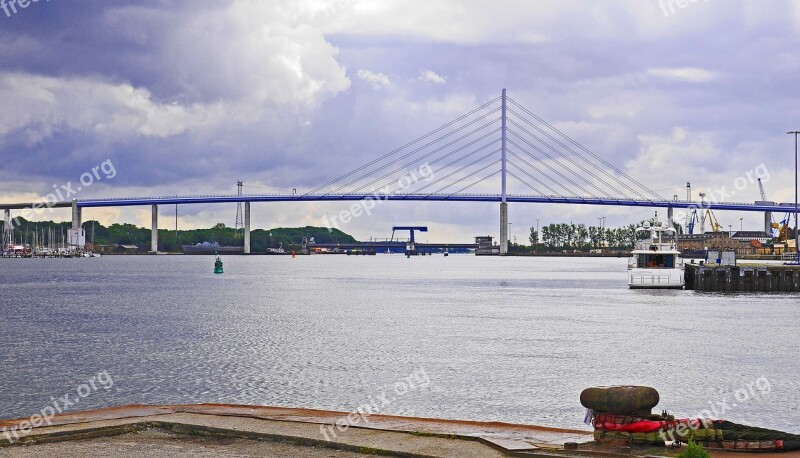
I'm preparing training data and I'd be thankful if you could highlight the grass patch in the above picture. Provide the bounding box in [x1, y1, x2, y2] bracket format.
[676, 440, 711, 458]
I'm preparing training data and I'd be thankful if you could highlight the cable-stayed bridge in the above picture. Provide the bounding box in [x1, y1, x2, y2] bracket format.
[2, 90, 797, 254]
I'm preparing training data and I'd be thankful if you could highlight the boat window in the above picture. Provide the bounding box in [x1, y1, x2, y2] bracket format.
[637, 253, 674, 268]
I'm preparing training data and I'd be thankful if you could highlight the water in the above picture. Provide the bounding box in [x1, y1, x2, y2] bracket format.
[1, 255, 798, 433]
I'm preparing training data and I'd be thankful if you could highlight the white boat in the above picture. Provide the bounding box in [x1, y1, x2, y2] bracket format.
[627, 220, 685, 289]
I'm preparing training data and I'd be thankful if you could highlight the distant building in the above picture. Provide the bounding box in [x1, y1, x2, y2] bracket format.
[93, 244, 145, 254]
[475, 236, 500, 256]
[677, 232, 758, 256]
[730, 231, 771, 244]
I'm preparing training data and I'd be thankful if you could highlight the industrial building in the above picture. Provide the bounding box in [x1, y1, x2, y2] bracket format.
[677, 231, 772, 256]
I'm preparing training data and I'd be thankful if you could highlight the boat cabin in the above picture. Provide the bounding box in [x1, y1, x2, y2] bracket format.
[635, 252, 677, 268]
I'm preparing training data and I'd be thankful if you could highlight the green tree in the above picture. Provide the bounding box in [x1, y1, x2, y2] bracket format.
[529, 226, 539, 245]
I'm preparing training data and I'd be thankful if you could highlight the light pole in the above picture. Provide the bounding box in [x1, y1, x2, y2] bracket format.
[789, 131, 800, 262]
[739, 217, 743, 232]
[598, 216, 606, 248]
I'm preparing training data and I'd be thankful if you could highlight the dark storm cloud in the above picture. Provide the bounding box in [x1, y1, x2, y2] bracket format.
[1, 0, 800, 235]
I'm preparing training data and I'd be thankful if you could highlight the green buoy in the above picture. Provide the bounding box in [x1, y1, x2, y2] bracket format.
[214, 254, 224, 274]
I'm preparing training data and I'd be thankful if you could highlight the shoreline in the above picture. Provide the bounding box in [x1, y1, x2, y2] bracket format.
[3, 404, 797, 457]
[0, 403, 591, 457]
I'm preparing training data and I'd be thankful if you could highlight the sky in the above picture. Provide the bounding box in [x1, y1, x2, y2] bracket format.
[1, 0, 800, 243]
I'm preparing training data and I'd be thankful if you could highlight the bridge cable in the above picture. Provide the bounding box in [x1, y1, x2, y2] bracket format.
[415, 143, 501, 190]
[445, 167, 504, 197]
[507, 124, 608, 197]
[506, 155, 564, 196]
[507, 98, 665, 201]
[304, 97, 501, 196]
[506, 136, 600, 199]
[426, 138, 501, 167]
[427, 159, 501, 196]
[409, 148, 502, 195]
[507, 113, 628, 198]
[346, 123, 501, 196]
[328, 111, 501, 195]
[509, 97, 664, 200]
[505, 169, 546, 196]
[506, 149, 579, 197]
[367, 138, 501, 196]
[376, 141, 501, 196]
[507, 108, 634, 199]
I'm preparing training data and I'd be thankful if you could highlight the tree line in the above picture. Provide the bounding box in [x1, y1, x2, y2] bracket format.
[2, 217, 356, 252]
[527, 220, 683, 250]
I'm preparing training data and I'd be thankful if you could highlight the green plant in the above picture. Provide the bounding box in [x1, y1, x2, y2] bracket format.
[676, 440, 711, 458]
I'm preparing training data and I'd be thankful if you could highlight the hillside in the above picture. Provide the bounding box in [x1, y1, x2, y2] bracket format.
[2, 218, 357, 252]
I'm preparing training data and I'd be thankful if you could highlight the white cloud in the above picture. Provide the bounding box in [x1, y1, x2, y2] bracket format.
[356, 69, 391, 89]
[0, 73, 224, 144]
[646, 67, 717, 83]
[0, 1, 354, 145]
[160, 1, 351, 107]
[418, 70, 447, 84]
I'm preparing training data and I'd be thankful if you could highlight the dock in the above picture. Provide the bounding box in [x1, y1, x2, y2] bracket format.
[0, 404, 593, 457]
[685, 263, 800, 292]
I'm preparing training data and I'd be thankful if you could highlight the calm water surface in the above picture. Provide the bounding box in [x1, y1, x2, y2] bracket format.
[1, 255, 798, 433]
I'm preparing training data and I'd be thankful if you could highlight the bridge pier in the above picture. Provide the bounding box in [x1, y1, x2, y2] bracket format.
[765, 211, 772, 235]
[3, 209, 10, 241]
[244, 202, 251, 254]
[667, 207, 674, 230]
[499, 202, 508, 255]
[151, 204, 158, 253]
[71, 200, 82, 230]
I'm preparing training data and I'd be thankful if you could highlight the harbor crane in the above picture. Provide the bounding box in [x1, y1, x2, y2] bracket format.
[758, 178, 778, 238]
[391, 226, 428, 256]
[758, 178, 768, 201]
[703, 209, 723, 232]
[390, 226, 428, 243]
[757, 178, 793, 241]
[692, 192, 723, 233]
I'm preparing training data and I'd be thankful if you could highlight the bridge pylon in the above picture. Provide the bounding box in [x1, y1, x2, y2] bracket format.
[500, 88, 508, 255]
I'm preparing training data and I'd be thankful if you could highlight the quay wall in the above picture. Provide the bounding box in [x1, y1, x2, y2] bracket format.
[685, 263, 800, 292]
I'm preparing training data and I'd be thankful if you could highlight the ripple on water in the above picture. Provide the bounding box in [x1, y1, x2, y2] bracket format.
[0, 256, 798, 433]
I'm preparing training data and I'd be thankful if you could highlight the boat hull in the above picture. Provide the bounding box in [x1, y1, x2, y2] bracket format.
[628, 268, 684, 289]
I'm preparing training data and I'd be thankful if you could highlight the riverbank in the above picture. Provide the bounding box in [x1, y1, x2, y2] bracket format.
[3, 404, 798, 457]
